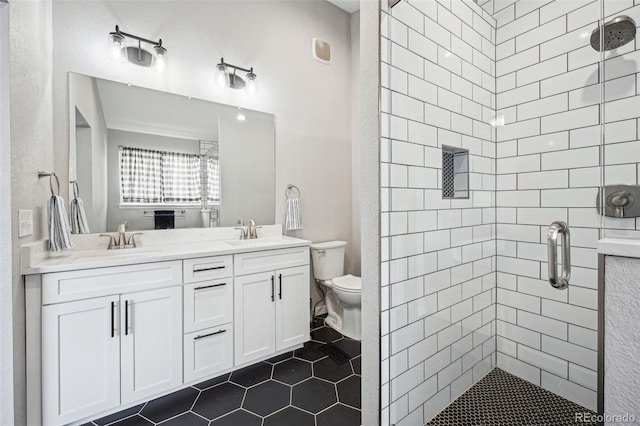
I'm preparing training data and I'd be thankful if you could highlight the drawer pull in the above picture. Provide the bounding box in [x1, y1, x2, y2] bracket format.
[271, 275, 275, 302]
[110, 301, 116, 338]
[194, 283, 227, 291]
[193, 266, 226, 273]
[194, 329, 226, 340]
[124, 300, 129, 336]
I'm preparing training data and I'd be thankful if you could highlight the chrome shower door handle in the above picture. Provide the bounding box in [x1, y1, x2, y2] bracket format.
[547, 221, 570, 290]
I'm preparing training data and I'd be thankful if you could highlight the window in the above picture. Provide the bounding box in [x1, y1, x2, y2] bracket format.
[206, 157, 220, 204]
[119, 146, 202, 205]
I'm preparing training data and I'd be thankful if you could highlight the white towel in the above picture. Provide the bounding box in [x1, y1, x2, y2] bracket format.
[285, 197, 303, 231]
[70, 197, 90, 234]
[48, 195, 74, 252]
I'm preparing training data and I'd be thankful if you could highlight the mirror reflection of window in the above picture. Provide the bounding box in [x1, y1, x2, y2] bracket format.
[119, 146, 210, 205]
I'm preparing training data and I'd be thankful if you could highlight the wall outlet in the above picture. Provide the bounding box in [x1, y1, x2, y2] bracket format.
[18, 209, 33, 238]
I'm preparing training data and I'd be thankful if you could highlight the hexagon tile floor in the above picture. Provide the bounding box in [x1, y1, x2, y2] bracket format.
[427, 368, 598, 425]
[85, 320, 361, 426]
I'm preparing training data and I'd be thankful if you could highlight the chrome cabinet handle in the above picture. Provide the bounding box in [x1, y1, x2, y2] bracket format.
[547, 221, 570, 290]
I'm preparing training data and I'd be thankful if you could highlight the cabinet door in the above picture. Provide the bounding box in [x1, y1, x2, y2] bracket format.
[275, 266, 310, 351]
[184, 279, 233, 333]
[42, 296, 120, 426]
[184, 323, 233, 383]
[121, 286, 182, 405]
[234, 272, 276, 365]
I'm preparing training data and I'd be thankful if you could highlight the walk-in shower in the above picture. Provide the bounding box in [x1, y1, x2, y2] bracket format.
[381, 0, 640, 424]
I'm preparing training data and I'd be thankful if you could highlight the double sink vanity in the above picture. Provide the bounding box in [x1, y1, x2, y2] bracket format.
[22, 225, 311, 426]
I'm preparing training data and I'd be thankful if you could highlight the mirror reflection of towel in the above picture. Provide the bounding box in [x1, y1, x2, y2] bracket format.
[48, 195, 74, 252]
[285, 198, 302, 231]
[70, 197, 90, 234]
[154, 210, 175, 229]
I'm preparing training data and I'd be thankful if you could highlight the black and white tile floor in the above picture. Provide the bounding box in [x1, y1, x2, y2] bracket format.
[85, 319, 361, 426]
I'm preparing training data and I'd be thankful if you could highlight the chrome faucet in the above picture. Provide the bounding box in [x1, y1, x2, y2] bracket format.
[249, 219, 262, 239]
[235, 218, 249, 239]
[100, 223, 142, 249]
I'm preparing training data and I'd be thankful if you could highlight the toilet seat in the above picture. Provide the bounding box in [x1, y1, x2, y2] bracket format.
[331, 274, 361, 293]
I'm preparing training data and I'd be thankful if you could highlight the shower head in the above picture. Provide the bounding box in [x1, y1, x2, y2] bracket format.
[590, 15, 637, 51]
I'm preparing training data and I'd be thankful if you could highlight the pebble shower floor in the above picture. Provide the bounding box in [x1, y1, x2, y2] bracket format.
[427, 368, 597, 425]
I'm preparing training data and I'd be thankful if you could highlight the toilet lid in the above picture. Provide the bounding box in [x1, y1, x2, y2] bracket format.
[331, 274, 361, 292]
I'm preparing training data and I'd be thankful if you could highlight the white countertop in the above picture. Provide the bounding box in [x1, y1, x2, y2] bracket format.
[597, 237, 640, 259]
[22, 225, 311, 275]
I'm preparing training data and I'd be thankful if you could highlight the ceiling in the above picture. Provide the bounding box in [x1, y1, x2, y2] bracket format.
[95, 78, 262, 141]
[326, 0, 360, 14]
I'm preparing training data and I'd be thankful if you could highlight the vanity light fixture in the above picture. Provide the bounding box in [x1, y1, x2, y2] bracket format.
[215, 58, 258, 95]
[108, 25, 167, 69]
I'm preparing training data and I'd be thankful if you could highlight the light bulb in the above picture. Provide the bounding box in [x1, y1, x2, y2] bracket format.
[154, 44, 167, 72]
[237, 107, 246, 121]
[108, 32, 125, 62]
[245, 70, 258, 96]
[216, 63, 227, 88]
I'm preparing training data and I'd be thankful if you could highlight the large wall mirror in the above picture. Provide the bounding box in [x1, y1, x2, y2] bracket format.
[68, 72, 276, 234]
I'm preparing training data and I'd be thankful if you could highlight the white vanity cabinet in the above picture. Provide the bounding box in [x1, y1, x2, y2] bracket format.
[234, 248, 310, 365]
[35, 261, 183, 426]
[120, 286, 182, 404]
[24, 234, 311, 426]
[42, 295, 121, 426]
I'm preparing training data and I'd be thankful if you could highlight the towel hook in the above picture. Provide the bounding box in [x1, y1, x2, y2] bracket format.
[285, 184, 301, 199]
[38, 170, 61, 197]
[70, 180, 79, 199]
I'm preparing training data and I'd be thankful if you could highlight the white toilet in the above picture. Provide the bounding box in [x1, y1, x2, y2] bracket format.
[310, 241, 361, 341]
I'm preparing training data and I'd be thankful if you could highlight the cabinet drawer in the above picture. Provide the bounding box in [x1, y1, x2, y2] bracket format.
[234, 247, 309, 276]
[184, 279, 233, 333]
[42, 261, 182, 304]
[183, 256, 233, 283]
[184, 323, 233, 384]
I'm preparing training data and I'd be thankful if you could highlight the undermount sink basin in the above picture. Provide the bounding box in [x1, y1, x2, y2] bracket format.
[69, 248, 161, 261]
[224, 237, 284, 248]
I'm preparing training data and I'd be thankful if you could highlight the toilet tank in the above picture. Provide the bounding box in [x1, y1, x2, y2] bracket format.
[310, 241, 347, 280]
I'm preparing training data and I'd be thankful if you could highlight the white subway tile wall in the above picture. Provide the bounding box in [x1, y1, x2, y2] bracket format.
[493, 0, 640, 413]
[384, 0, 640, 423]
[382, 1, 497, 424]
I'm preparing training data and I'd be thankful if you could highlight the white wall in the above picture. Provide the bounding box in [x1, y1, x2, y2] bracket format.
[604, 255, 640, 420]
[219, 115, 275, 227]
[68, 72, 108, 232]
[359, 2, 381, 424]
[0, 2, 13, 424]
[381, 1, 497, 424]
[51, 0, 355, 268]
[9, 1, 54, 424]
[351, 11, 361, 277]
